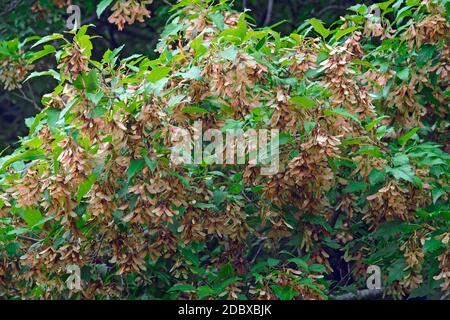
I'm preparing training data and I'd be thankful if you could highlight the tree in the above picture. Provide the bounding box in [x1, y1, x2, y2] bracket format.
[0, 0, 448, 300]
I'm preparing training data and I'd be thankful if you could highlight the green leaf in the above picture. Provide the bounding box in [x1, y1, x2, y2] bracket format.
[388, 260, 406, 284]
[343, 181, 368, 193]
[77, 34, 93, 58]
[398, 127, 419, 146]
[127, 159, 145, 183]
[423, 238, 443, 252]
[197, 285, 214, 299]
[288, 257, 309, 270]
[168, 284, 196, 293]
[0, 149, 45, 172]
[46, 107, 61, 131]
[271, 285, 296, 300]
[229, 183, 243, 194]
[324, 108, 360, 124]
[387, 165, 415, 182]
[265, 258, 280, 268]
[349, 4, 368, 14]
[25, 70, 60, 82]
[179, 66, 202, 80]
[365, 116, 389, 131]
[213, 189, 227, 206]
[369, 169, 386, 185]
[416, 45, 435, 66]
[189, 36, 207, 59]
[290, 96, 315, 109]
[219, 47, 238, 61]
[334, 26, 359, 41]
[309, 264, 326, 273]
[209, 12, 225, 31]
[86, 91, 104, 105]
[5, 242, 20, 256]
[168, 94, 187, 108]
[396, 68, 409, 81]
[194, 203, 216, 210]
[30, 215, 54, 229]
[357, 146, 383, 158]
[6, 228, 30, 237]
[28, 45, 55, 64]
[31, 33, 63, 49]
[77, 173, 97, 203]
[143, 155, 157, 173]
[97, 0, 114, 18]
[307, 18, 330, 38]
[392, 153, 409, 166]
[304, 121, 316, 135]
[148, 66, 171, 83]
[219, 14, 247, 44]
[181, 106, 208, 114]
[84, 69, 99, 93]
[432, 188, 445, 204]
[376, 0, 395, 12]
[23, 208, 43, 228]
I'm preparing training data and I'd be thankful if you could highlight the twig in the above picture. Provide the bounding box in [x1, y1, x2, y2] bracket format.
[14, 87, 40, 111]
[91, 231, 106, 263]
[18, 235, 41, 243]
[0, 145, 10, 157]
[327, 264, 357, 295]
[316, 5, 348, 18]
[263, 0, 274, 26]
[81, 12, 97, 25]
[25, 82, 40, 111]
[249, 237, 268, 265]
[107, 24, 118, 48]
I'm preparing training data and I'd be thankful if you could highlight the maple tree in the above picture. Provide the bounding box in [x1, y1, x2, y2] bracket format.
[0, 0, 449, 300]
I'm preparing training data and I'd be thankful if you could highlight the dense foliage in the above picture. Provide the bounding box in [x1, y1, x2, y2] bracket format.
[0, 0, 371, 152]
[0, 0, 449, 300]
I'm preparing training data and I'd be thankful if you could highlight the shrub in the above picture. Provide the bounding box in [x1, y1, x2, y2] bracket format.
[0, 0, 448, 299]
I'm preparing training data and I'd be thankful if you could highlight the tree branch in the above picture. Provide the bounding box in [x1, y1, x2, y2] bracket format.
[316, 5, 348, 18]
[331, 288, 384, 300]
[263, 0, 274, 26]
[18, 235, 41, 243]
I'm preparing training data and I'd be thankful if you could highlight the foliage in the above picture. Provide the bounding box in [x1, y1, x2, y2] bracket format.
[0, 0, 373, 153]
[0, 0, 449, 300]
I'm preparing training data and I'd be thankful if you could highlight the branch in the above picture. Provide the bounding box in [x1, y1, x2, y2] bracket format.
[81, 12, 97, 26]
[21, 90, 40, 111]
[18, 235, 41, 243]
[263, 0, 274, 26]
[331, 288, 384, 300]
[13, 87, 41, 111]
[316, 5, 348, 18]
[91, 232, 106, 263]
[249, 237, 268, 265]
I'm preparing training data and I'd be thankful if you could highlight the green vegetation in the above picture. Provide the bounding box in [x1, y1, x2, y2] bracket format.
[0, 0, 448, 300]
